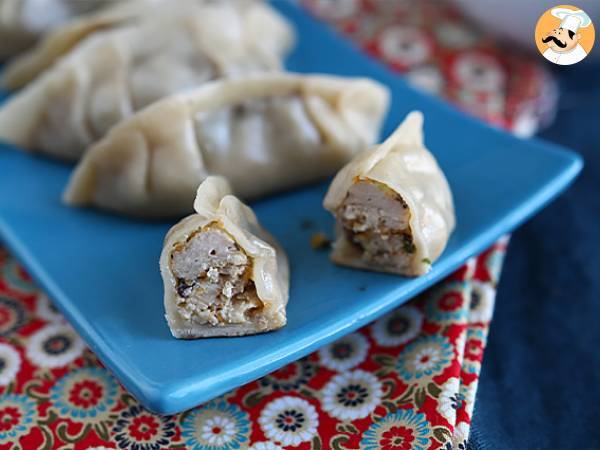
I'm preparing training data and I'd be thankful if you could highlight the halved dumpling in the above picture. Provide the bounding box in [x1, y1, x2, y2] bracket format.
[160, 176, 289, 338]
[324, 111, 455, 276]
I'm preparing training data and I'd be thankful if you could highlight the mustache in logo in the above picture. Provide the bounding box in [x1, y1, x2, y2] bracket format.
[542, 35, 567, 48]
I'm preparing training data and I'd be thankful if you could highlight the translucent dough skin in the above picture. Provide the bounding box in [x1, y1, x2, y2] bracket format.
[0, 0, 294, 160]
[1, 0, 247, 89]
[323, 111, 456, 276]
[1, 0, 154, 89]
[0, 0, 107, 60]
[64, 73, 389, 218]
[160, 176, 289, 339]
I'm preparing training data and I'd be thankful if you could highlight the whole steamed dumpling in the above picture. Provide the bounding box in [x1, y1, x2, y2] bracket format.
[64, 73, 390, 218]
[0, 0, 108, 59]
[1, 0, 185, 89]
[0, 0, 294, 160]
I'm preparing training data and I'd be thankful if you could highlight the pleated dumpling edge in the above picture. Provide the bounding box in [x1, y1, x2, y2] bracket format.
[324, 111, 455, 276]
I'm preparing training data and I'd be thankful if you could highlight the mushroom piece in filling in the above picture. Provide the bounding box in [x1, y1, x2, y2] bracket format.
[337, 179, 416, 272]
[169, 223, 263, 326]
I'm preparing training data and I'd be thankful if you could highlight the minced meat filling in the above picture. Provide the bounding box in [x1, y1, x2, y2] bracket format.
[338, 179, 416, 269]
[170, 223, 262, 326]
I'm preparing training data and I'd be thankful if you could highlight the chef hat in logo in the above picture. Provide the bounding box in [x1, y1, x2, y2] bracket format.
[551, 8, 592, 33]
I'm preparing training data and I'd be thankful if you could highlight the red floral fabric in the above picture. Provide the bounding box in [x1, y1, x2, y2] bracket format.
[0, 1, 553, 449]
[0, 240, 507, 450]
[302, 0, 555, 136]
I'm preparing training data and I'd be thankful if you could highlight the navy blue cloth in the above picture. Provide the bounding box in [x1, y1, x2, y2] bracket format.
[468, 61, 600, 449]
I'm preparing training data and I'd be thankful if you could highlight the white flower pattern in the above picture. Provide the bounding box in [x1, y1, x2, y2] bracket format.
[436, 377, 460, 424]
[322, 370, 382, 421]
[413, 348, 440, 371]
[0, 342, 20, 386]
[452, 52, 506, 92]
[201, 415, 236, 445]
[378, 25, 431, 67]
[181, 400, 250, 449]
[259, 396, 318, 447]
[460, 380, 477, 418]
[452, 421, 471, 449]
[26, 323, 85, 368]
[469, 281, 496, 323]
[319, 332, 369, 371]
[371, 305, 423, 347]
[35, 293, 65, 323]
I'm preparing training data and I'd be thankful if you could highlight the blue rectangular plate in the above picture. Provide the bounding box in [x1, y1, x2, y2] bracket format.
[0, 3, 582, 414]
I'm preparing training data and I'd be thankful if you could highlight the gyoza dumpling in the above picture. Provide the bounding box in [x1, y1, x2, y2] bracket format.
[0, 0, 294, 160]
[160, 176, 289, 338]
[0, 0, 107, 60]
[64, 73, 389, 218]
[1, 0, 168, 89]
[323, 111, 455, 277]
[1, 0, 290, 89]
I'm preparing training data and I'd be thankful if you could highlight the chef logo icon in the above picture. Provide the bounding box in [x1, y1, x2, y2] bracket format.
[535, 5, 595, 65]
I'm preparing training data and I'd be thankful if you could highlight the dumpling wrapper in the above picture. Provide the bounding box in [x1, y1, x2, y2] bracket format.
[0, 0, 294, 160]
[0, 0, 107, 60]
[64, 73, 390, 218]
[160, 175, 289, 338]
[1, 0, 291, 89]
[1, 0, 166, 89]
[323, 111, 455, 276]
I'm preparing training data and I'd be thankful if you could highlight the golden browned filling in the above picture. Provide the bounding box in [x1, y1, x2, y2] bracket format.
[169, 222, 263, 326]
[338, 179, 416, 269]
